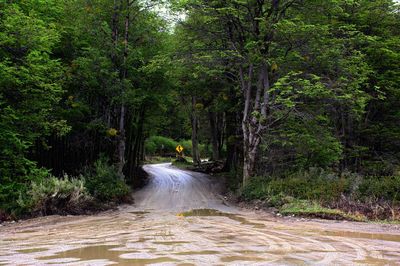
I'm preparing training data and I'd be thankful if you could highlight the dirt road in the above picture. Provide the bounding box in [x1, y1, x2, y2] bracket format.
[0, 163, 399, 265]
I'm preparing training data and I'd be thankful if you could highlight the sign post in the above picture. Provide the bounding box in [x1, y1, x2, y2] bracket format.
[176, 145, 184, 158]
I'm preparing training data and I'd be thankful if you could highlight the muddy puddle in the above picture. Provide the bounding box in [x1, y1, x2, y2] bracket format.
[38, 245, 177, 265]
[1, 163, 400, 265]
[321, 229, 400, 242]
[178, 208, 266, 228]
[17, 248, 49, 254]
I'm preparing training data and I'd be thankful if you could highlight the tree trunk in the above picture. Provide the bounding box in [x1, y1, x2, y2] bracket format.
[117, 105, 126, 177]
[208, 111, 220, 161]
[125, 105, 145, 186]
[243, 131, 260, 185]
[243, 147, 257, 185]
[240, 63, 269, 186]
[223, 84, 240, 172]
[240, 64, 254, 185]
[191, 96, 201, 166]
[111, 0, 120, 63]
[116, 0, 130, 177]
[223, 109, 239, 172]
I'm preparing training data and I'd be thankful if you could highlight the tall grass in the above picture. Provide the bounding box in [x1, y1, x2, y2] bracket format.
[16, 156, 132, 217]
[18, 175, 94, 216]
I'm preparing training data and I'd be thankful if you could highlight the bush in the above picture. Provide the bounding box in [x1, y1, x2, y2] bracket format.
[145, 136, 178, 155]
[179, 140, 211, 158]
[180, 139, 192, 156]
[199, 143, 212, 158]
[12, 157, 133, 218]
[241, 176, 269, 201]
[84, 157, 131, 202]
[360, 160, 398, 177]
[144, 140, 157, 155]
[241, 169, 350, 203]
[18, 174, 94, 216]
[356, 176, 400, 203]
[241, 170, 400, 221]
[1, 167, 51, 218]
[145, 136, 211, 158]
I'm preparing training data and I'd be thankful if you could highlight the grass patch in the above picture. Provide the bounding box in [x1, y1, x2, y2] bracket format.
[145, 156, 174, 164]
[279, 200, 366, 222]
[172, 158, 193, 170]
[369, 219, 400, 225]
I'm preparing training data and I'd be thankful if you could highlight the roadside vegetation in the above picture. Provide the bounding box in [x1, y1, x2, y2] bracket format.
[5, 158, 132, 220]
[241, 171, 400, 221]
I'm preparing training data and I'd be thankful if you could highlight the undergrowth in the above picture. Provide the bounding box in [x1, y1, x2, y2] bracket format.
[18, 175, 95, 216]
[241, 169, 400, 221]
[6, 157, 132, 220]
[84, 157, 131, 203]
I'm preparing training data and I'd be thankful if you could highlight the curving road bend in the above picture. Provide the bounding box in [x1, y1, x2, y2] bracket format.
[0, 163, 400, 265]
[135, 163, 225, 211]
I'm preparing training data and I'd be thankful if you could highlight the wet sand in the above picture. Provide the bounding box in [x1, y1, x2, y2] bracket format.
[0, 163, 399, 265]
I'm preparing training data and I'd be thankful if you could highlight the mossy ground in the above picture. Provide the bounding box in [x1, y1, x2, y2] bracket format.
[279, 200, 366, 222]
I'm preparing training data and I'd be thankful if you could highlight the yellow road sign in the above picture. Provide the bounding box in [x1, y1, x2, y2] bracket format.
[176, 145, 184, 153]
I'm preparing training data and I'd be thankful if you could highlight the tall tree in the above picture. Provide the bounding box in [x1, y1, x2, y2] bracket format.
[176, 0, 376, 185]
[0, 1, 67, 212]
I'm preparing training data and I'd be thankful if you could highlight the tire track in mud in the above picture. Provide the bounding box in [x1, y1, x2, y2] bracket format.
[1, 163, 400, 265]
[193, 217, 338, 264]
[184, 217, 397, 265]
[1, 209, 400, 265]
[131, 162, 399, 265]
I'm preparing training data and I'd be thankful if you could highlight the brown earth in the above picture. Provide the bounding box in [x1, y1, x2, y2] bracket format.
[1, 163, 399, 265]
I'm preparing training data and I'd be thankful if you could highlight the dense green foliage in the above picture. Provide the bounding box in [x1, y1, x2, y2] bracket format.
[173, 0, 400, 178]
[243, 172, 396, 204]
[0, 1, 67, 216]
[145, 136, 179, 156]
[168, 0, 400, 219]
[0, 0, 167, 219]
[0, 0, 399, 221]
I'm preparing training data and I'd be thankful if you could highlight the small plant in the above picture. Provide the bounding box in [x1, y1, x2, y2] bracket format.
[84, 156, 131, 203]
[2, 167, 59, 218]
[356, 176, 400, 203]
[18, 174, 94, 216]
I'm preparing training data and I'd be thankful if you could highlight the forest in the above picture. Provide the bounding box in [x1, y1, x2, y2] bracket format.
[0, 0, 399, 222]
